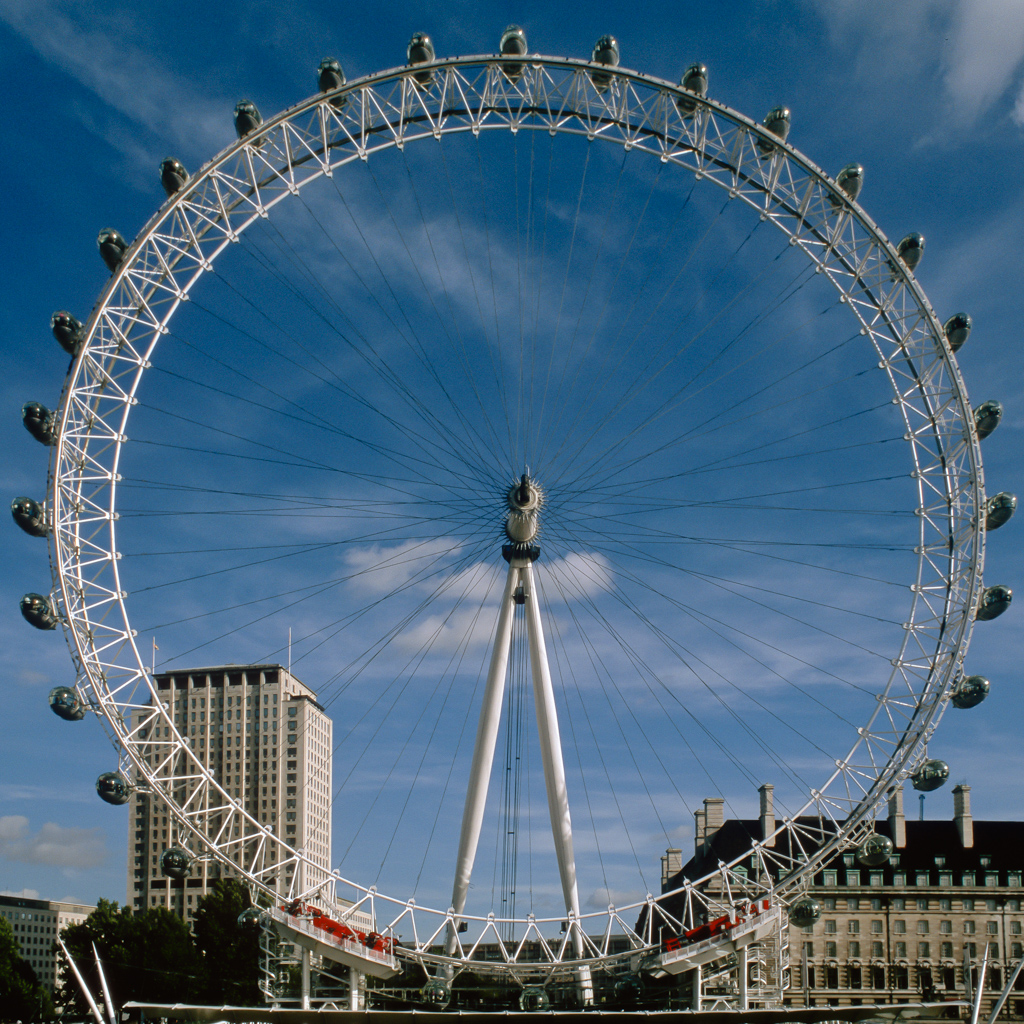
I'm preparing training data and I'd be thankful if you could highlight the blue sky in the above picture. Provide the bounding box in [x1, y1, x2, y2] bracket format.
[2, 0, 1024, 924]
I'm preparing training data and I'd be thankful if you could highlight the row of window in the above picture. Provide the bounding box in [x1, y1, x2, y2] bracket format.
[820, 869, 1018, 887]
[823, 919, 1016, 935]
[807, 940, 1023, 959]
[815, 897, 1019, 912]
[805, 963, 1019, 993]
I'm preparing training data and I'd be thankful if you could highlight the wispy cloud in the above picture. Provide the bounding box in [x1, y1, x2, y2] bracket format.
[0, 816, 109, 871]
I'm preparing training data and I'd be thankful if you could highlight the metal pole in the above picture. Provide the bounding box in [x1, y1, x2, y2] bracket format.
[56, 936, 105, 1024]
[691, 965, 702, 1010]
[987, 955, 1024, 1024]
[522, 561, 592, 1004]
[738, 945, 748, 1011]
[972, 944, 991, 1024]
[349, 966, 360, 1012]
[300, 947, 311, 1010]
[92, 942, 117, 1024]
[446, 562, 520, 953]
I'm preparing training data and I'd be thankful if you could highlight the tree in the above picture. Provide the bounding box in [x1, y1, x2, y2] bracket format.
[0, 916, 55, 1022]
[191, 879, 261, 1005]
[58, 900, 202, 1015]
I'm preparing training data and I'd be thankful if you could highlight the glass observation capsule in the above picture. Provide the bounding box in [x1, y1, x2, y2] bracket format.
[614, 974, 643, 1004]
[944, 312, 972, 353]
[161, 846, 193, 879]
[832, 163, 863, 208]
[757, 106, 791, 155]
[519, 986, 550, 1012]
[421, 979, 451, 1007]
[896, 232, 925, 273]
[48, 685, 85, 721]
[20, 593, 58, 630]
[51, 311, 83, 356]
[677, 62, 708, 115]
[977, 585, 1012, 621]
[237, 906, 262, 927]
[499, 25, 528, 80]
[97, 228, 127, 272]
[11, 497, 48, 537]
[789, 897, 821, 927]
[407, 33, 435, 88]
[951, 675, 990, 709]
[233, 100, 262, 139]
[974, 400, 1003, 440]
[22, 402, 56, 446]
[986, 492, 1017, 530]
[856, 833, 894, 867]
[911, 759, 950, 792]
[590, 35, 620, 91]
[96, 771, 130, 805]
[318, 57, 346, 95]
[160, 158, 189, 197]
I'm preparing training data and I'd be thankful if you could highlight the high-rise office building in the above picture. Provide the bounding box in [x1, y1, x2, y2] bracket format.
[0, 894, 92, 991]
[127, 664, 332, 921]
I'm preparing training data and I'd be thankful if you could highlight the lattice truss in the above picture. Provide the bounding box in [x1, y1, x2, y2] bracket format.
[46, 54, 985, 969]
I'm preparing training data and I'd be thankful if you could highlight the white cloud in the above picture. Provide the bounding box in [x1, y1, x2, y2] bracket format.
[0, 816, 109, 870]
[343, 538, 463, 595]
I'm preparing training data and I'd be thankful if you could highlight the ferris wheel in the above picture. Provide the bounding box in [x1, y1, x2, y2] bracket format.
[15, 26, 1016, 994]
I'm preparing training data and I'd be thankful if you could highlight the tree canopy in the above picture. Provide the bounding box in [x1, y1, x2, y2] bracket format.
[0, 916, 55, 1023]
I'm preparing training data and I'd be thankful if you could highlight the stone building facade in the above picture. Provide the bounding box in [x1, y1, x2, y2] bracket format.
[662, 785, 1024, 1017]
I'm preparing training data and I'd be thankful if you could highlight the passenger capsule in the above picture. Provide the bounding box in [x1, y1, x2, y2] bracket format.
[986, 492, 1017, 530]
[614, 975, 643, 1005]
[911, 759, 949, 792]
[159, 158, 190, 197]
[756, 106, 790, 156]
[234, 100, 263, 139]
[974, 400, 1002, 440]
[977, 584, 1012, 621]
[317, 58, 347, 109]
[896, 232, 924, 273]
[48, 685, 85, 721]
[422, 979, 451, 1007]
[407, 33, 436, 88]
[51, 311, 83, 356]
[237, 906, 262, 927]
[951, 675, 989, 709]
[11, 497, 48, 537]
[677, 62, 708, 115]
[856, 834, 894, 867]
[96, 771, 130, 805]
[590, 35, 620, 92]
[944, 313, 972, 353]
[161, 845, 193, 879]
[22, 402, 56, 446]
[837, 163, 863, 202]
[789, 897, 821, 927]
[519, 987, 550, 1012]
[499, 25, 528, 81]
[97, 228, 127, 273]
[20, 593, 58, 630]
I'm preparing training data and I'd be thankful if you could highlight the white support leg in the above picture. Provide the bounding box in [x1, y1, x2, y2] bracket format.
[349, 967, 360, 1012]
[522, 561, 592, 1004]
[300, 947, 310, 1010]
[738, 946, 748, 1011]
[446, 562, 520, 954]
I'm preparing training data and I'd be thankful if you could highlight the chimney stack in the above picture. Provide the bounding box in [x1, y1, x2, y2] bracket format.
[694, 807, 706, 855]
[662, 848, 682, 888]
[888, 786, 906, 848]
[759, 784, 776, 847]
[953, 784, 973, 848]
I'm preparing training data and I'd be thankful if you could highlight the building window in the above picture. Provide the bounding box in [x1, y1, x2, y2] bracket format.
[1012, 943, 1023, 959]
[939, 872, 952, 887]
[894, 920, 906, 934]
[849, 920, 860, 934]
[940, 899, 952, 911]
[849, 941, 860, 958]
[825, 921, 837, 934]
[987, 922, 999, 935]
[917, 898, 929, 911]
[823, 898, 836, 910]
[823, 870, 838, 886]
[941, 942, 953, 958]
[986, 873, 1000, 888]
[919, 942, 930, 958]
[871, 941, 884, 958]
[940, 921, 952, 934]
[964, 922, 976, 935]
[917, 921, 929, 934]
[963, 899, 975, 912]
[895, 942, 907, 958]
[871, 920, 883, 934]
[847, 898, 859, 911]
[846, 870, 861, 886]
[869, 873, 883, 887]
[1011, 922, 1022, 936]
[826, 941, 837, 957]
[916, 872, 929, 886]
[963, 873, 976, 887]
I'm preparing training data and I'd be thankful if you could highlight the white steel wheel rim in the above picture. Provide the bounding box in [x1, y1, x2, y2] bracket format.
[47, 53, 984, 974]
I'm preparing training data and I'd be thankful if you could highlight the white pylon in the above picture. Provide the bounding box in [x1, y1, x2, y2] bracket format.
[446, 476, 593, 1003]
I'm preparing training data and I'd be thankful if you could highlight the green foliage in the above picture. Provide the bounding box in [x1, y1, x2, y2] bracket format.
[0, 916, 56, 1022]
[191, 880, 260, 1005]
[57, 886, 261, 1014]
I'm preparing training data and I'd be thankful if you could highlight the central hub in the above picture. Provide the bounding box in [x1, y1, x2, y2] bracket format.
[505, 473, 543, 547]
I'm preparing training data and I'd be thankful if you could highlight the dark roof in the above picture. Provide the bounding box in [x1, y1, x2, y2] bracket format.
[666, 817, 1024, 892]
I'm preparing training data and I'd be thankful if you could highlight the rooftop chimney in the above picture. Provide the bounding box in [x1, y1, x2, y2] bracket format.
[694, 807, 706, 855]
[888, 786, 906, 848]
[662, 848, 682, 888]
[953, 784, 973, 848]
[759, 784, 775, 847]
